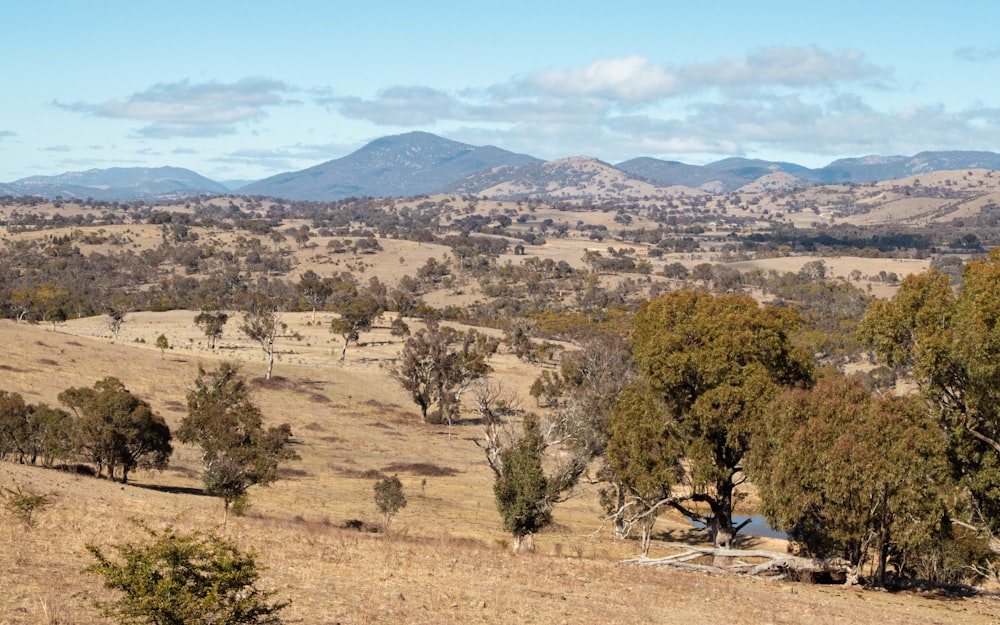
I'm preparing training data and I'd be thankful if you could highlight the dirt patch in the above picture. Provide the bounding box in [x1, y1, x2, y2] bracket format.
[381, 462, 459, 477]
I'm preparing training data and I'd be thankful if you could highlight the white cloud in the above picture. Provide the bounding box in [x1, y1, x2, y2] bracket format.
[56, 78, 291, 138]
[529, 55, 682, 101]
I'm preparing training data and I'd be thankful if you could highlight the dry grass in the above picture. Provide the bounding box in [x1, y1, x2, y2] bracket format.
[0, 321, 998, 624]
[4, 185, 1000, 622]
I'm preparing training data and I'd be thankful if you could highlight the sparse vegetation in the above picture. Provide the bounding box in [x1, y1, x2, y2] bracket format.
[86, 523, 289, 625]
[2, 484, 53, 528]
[2, 180, 1000, 619]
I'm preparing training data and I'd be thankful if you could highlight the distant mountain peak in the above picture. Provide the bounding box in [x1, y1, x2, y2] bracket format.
[1, 166, 228, 201]
[237, 132, 540, 201]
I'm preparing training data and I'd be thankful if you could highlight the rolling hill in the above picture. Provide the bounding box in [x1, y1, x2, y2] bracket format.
[4, 133, 1000, 203]
[0, 166, 229, 201]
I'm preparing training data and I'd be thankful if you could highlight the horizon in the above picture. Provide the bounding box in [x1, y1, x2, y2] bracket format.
[6, 130, 995, 187]
[4, 2, 1000, 181]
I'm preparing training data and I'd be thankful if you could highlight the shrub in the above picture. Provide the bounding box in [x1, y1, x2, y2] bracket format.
[86, 523, 288, 625]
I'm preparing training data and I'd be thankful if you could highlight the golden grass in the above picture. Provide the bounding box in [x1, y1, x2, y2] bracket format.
[1, 321, 999, 624]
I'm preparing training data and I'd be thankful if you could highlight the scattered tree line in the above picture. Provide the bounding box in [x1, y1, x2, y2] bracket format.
[0, 364, 296, 518]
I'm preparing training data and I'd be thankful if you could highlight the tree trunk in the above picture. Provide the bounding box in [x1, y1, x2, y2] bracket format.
[710, 484, 736, 549]
[613, 484, 627, 539]
[266, 349, 274, 380]
[513, 532, 535, 554]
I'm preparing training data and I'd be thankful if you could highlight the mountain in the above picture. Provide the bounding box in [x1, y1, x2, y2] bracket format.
[236, 131, 541, 201]
[444, 156, 702, 200]
[5, 136, 1000, 204]
[618, 151, 1000, 192]
[0, 166, 228, 201]
[616, 156, 812, 193]
[806, 151, 1000, 184]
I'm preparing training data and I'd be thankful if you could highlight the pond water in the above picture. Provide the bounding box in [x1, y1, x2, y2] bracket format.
[691, 515, 788, 540]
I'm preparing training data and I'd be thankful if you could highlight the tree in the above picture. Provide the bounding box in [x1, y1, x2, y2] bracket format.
[295, 270, 333, 321]
[492, 414, 550, 553]
[390, 322, 496, 424]
[240, 298, 285, 380]
[106, 299, 133, 341]
[0, 394, 72, 466]
[535, 332, 638, 538]
[329, 293, 382, 361]
[0, 390, 30, 462]
[626, 290, 813, 547]
[473, 380, 587, 553]
[195, 310, 229, 350]
[178, 364, 298, 520]
[748, 374, 954, 587]
[373, 475, 407, 529]
[58, 378, 172, 483]
[605, 381, 680, 554]
[859, 251, 1000, 534]
[155, 334, 169, 358]
[86, 523, 288, 625]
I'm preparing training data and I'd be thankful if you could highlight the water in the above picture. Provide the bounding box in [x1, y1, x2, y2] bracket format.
[691, 515, 787, 540]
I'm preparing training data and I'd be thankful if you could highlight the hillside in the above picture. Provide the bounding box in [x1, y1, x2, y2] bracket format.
[2, 319, 998, 625]
[0, 166, 228, 201]
[445, 156, 703, 200]
[4, 133, 1000, 204]
[237, 131, 541, 201]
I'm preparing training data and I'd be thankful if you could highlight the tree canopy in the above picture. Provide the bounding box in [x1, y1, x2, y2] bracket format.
[860, 248, 1000, 532]
[624, 290, 813, 547]
[58, 377, 172, 483]
[178, 363, 297, 517]
[748, 374, 953, 586]
[87, 523, 288, 625]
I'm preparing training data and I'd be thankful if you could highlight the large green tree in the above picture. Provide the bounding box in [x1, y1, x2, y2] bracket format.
[58, 378, 172, 483]
[625, 290, 813, 547]
[859, 249, 1000, 532]
[295, 270, 333, 321]
[178, 364, 297, 519]
[748, 374, 953, 586]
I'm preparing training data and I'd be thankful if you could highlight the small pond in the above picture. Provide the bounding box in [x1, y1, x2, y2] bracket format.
[691, 515, 787, 540]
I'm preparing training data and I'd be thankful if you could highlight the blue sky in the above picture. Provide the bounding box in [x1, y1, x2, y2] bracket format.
[3, 1, 1000, 182]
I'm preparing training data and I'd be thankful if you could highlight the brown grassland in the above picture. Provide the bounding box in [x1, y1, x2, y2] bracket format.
[0, 315, 998, 624]
[3, 180, 1000, 623]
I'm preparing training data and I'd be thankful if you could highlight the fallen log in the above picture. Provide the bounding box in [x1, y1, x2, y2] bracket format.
[624, 544, 857, 584]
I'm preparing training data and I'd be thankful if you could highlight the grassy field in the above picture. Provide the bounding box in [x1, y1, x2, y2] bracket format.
[2, 182, 999, 623]
[2, 319, 999, 625]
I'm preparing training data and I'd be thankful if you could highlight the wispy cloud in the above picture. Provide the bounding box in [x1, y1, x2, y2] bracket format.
[955, 46, 1000, 62]
[319, 45, 1000, 163]
[56, 78, 292, 138]
[0, 130, 15, 140]
[525, 47, 884, 100]
[213, 141, 361, 172]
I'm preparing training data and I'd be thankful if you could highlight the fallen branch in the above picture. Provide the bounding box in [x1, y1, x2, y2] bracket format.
[624, 544, 856, 584]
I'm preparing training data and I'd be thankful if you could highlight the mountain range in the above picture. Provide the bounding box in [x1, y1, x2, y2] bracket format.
[4, 132, 1000, 203]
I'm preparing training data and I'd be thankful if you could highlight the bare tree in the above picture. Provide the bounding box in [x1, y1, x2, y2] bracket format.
[240, 298, 285, 380]
[473, 378, 588, 553]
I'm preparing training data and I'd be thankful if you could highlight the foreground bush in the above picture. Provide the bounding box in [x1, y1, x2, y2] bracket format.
[86, 523, 288, 625]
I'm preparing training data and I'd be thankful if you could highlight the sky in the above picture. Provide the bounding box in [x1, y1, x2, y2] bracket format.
[3, 1, 1000, 183]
